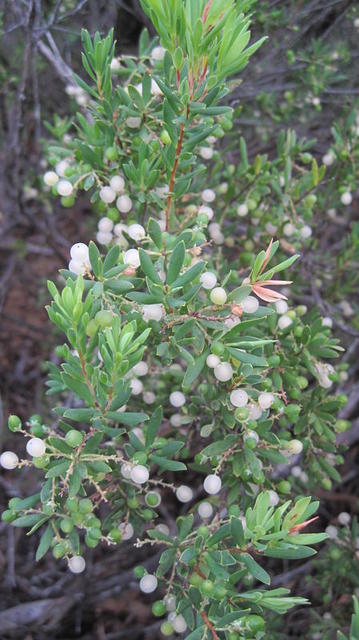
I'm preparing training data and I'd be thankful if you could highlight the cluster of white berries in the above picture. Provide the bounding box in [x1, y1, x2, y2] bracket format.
[283, 220, 312, 240]
[68, 243, 91, 276]
[43, 159, 74, 198]
[65, 84, 88, 106]
[96, 217, 144, 247]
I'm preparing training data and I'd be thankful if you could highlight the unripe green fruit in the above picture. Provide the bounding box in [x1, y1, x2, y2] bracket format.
[262, 378, 272, 390]
[277, 480, 291, 494]
[33, 455, 50, 469]
[133, 565, 146, 579]
[95, 310, 113, 328]
[228, 633, 240, 640]
[197, 525, 210, 538]
[321, 477, 332, 490]
[142, 508, 154, 521]
[79, 498, 93, 514]
[152, 600, 167, 617]
[29, 414, 42, 426]
[294, 326, 303, 337]
[145, 492, 161, 507]
[247, 198, 257, 211]
[297, 376, 308, 389]
[244, 615, 265, 633]
[61, 195, 75, 208]
[211, 341, 225, 356]
[201, 579, 215, 595]
[329, 547, 341, 561]
[72, 512, 85, 525]
[289, 388, 301, 400]
[66, 497, 78, 511]
[132, 452, 147, 465]
[105, 146, 118, 161]
[53, 543, 66, 558]
[86, 515, 101, 528]
[109, 528, 122, 542]
[127, 497, 139, 509]
[60, 518, 74, 534]
[235, 408, 249, 422]
[85, 534, 99, 548]
[86, 319, 98, 337]
[160, 621, 174, 636]
[2, 509, 16, 522]
[87, 527, 102, 540]
[189, 573, 203, 587]
[65, 429, 84, 448]
[334, 419, 351, 433]
[8, 414, 22, 432]
[160, 129, 171, 145]
[30, 423, 47, 437]
[214, 584, 227, 599]
[244, 437, 257, 450]
[43, 502, 55, 515]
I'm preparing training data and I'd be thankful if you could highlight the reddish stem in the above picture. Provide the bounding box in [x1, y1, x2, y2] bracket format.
[165, 104, 189, 231]
[201, 611, 219, 640]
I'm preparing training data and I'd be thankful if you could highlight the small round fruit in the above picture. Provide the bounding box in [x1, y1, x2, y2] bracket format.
[65, 430, 84, 448]
[152, 600, 167, 617]
[201, 579, 215, 595]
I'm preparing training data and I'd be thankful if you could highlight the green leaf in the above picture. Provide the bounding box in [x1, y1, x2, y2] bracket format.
[63, 408, 96, 422]
[228, 285, 252, 303]
[241, 552, 271, 585]
[231, 517, 245, 546]
[46, 460, 71, 478]
[148, 218, 162, 249]
[183, 352, 207, 387]
[13, 514, 46, 528]
[145, 407, 163, 448]
[139, 248, 163, 284]
[88, 241, 102, 277]
[150, 455, 187, 471]
[36, 524, 54, 561]
[167, 242, 185, 285]
[170, 261, 205, 290]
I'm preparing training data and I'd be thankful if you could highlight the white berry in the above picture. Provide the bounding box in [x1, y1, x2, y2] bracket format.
[241, 296, 259, 314]
[198, 501, 214, 519]
[169, 391, 185, 408]
[286, 439, 303, 455]
[173, 615, 187, 633]
[128, 223, 145, 242]
[124, 248, 140, 268]
[322, 151, 335, 166]
[325, 525, 338, 540]
[142, 304, 164, 322]
[200, 271, 217, 290]
[338, 511, 351, 526]
[99, 186, 116, 203]
[151, 45, 166, 61]
[110, 175, 125, 192]
[139, 574, 158, 593]
[341, 191, 352, 205]
[244, 430, 259, 444]
[70, 243, 89, 261]
[133, 361, 148, 376]
[55, 160, 69, 176]
[200, 147, 214, 160]
[210, 287, 227, 305]
[258, 392, 275, 410]
[0, 451, 19, 470]
[143, 391, 156, 404]
[131, 464, 149, 484]
[130, 378, 143, 395]
[121, 463, 132, 479]
[322, 316, 333, 328]
[119, 522, 134, 540]
[96, 231, 113, 245]
[176, 485, 193, 503]
[117, 195, 132, 213]
[68, 556, 86, 573]
[170, 413, 183, 427]
[98, 217, 114, 232]
[44, 171, 59, 186]
[214, 362, 233, 382]
[300, 225, 312, 239]
[278, 315, 293, 330]
[206, 354, 220, 369]
[198, 205, 214, 221]
[230, 389, 249, 407]
[237, 203, 248, 217]
[203, 474, 222, 495]
[275, 300, 288, 315]
[268, 490, 279, 506]
[248, 404, 262, 420]
[57, 180, 73, 196]
[202, 188, 216, 203]
[26, 438, 46, 458]
[283, 222, 295, 236]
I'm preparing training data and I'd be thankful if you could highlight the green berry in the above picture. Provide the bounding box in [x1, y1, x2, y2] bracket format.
[95, 310, 113, 328]
[109, 528, 122, 542]
[8, 414, 22, 432]
[65, 430, 84, 448]
[79, 498, 93, 514]
[133, 565, 146, 578]
[160, 129, 171, 145]
[277, 480, 291, 494]
[53, 543, 67, 559]
[2, 509, 16, 523]
[60, 518, 74, 534]
[152, 600, 167, 617]
[160, 621, 174, 636]
[145, 492, 161, 507]
[201, 579, 215, 595]
[105, 146, 118, 161]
